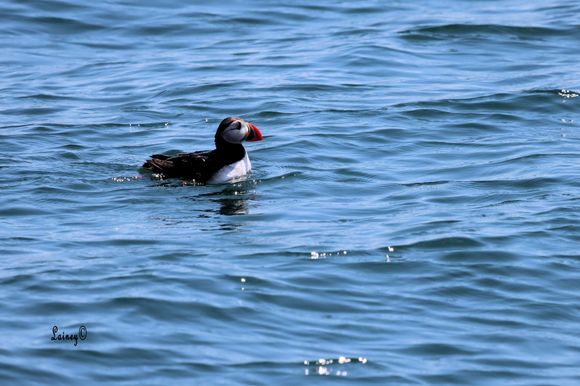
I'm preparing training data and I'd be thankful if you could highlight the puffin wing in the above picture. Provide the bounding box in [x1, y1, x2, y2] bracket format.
[143, 150, 219, 181]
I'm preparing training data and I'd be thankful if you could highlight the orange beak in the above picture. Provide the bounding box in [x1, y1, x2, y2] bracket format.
[246, 123, 263, 142]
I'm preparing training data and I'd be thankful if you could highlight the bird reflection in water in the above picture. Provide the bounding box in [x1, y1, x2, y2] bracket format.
[193, 180, 256, 217]
[201, 182, 256, 231]
[217, 186, 252, 216]
[148, 178, 257, 230]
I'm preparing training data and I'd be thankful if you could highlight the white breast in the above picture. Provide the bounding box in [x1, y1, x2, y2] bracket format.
[207, 153, 252, 184]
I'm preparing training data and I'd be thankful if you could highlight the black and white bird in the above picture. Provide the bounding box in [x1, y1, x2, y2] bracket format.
[142, 117, 263, 184]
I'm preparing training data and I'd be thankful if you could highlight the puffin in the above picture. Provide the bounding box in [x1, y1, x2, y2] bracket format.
[142, 117, 263, 184]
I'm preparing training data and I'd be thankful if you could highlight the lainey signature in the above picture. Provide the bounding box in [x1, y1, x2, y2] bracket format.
[51, 325, 87, 346]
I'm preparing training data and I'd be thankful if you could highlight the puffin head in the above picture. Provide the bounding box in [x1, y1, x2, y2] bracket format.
[215, 117, 263, 147]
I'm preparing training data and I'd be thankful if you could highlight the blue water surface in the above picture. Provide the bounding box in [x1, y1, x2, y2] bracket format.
[1, 0, 579, 385]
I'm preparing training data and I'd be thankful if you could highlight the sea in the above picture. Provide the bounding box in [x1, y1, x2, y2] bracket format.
[1, 0, 579, 385]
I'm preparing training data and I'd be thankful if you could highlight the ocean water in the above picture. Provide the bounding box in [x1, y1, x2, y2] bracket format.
[1, 0, 579, 384]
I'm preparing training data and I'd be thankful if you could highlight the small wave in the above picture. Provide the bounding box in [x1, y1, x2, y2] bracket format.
[28, 15, 104, 34]
[399, 23, 576, 41]
[402, 236, 484, 250]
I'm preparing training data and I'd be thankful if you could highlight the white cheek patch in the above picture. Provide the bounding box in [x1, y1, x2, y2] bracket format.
[222, 121, 249, 144]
